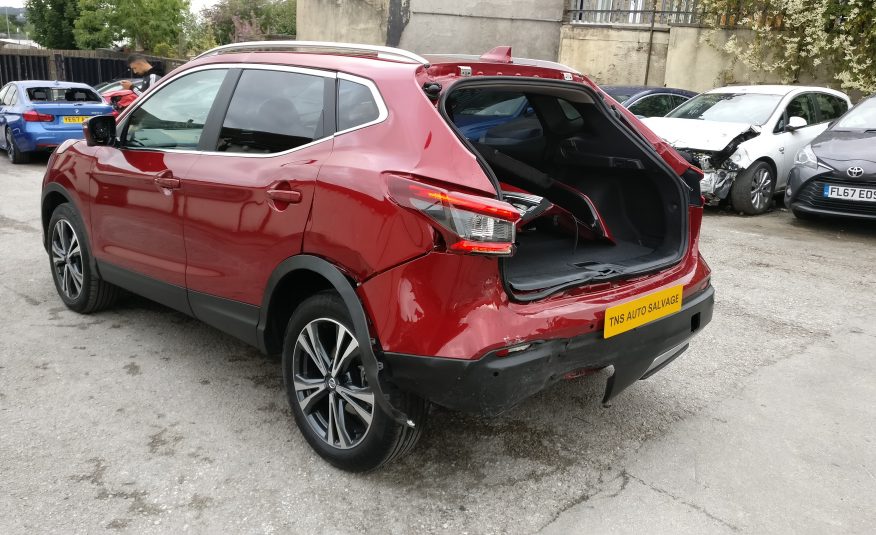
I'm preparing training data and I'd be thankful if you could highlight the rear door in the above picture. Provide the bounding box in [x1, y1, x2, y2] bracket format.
[182, 66, 335, 317]
[89, 68, 230, 311]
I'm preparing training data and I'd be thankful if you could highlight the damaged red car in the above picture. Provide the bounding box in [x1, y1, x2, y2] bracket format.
[40, 42, 714, 471]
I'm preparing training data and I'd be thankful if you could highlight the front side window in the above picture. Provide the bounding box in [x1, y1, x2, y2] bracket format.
[337, 79, 380, 132]
[216, 69, 327, 154]
[667, 93, 782, 125]
[124, 69, 227, 150]
[0, 84, 9, 105]
[776, 93, 817, 132]
[6, 86, 17, 106]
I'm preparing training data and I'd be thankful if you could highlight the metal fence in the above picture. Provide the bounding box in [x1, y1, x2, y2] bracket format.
[567, 0, 703, 25]
[0, 48, 185, 88]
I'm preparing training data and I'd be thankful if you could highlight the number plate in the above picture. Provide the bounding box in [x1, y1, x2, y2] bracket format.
[604, 286, 683, 339]
[823, 184, 876, 203]
[62, 116, 87, 124]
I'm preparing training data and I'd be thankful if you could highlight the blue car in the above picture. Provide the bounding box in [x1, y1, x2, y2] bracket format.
[601, 86, 697, 118]
[0, 80, 112, 163]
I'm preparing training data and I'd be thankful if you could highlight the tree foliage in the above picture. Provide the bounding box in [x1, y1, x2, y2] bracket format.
[703, 0, 876, 93]
[203, 0, 296, 44]
[73, 0, 190, 53]
[25, 0, 79, 49]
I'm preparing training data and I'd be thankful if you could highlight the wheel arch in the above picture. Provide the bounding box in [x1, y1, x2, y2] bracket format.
[41, 183, 74, 251]
[258, 254, 414, 425]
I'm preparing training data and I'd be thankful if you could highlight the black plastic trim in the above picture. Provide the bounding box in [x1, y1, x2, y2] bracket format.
[97, 260, 193, 315]
[188, 289, 260, 346]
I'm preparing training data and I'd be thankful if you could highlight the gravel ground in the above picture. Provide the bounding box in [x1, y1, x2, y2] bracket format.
[1, 154, 875, 534]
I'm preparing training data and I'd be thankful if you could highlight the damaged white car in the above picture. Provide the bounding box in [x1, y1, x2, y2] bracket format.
[643, 85, 851, 214]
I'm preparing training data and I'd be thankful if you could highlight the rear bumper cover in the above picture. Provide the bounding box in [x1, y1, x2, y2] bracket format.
[382, 285, 714, 415]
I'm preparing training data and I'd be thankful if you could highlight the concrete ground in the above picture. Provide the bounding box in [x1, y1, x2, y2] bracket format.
[1, 154, 874, 534]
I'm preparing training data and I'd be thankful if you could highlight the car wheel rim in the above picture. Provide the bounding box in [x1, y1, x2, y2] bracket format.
[750, 168, 772, 211]
[292, 318, 374, 450]
[50, 219, 84, 300]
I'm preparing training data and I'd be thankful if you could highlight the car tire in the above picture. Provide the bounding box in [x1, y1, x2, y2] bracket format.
[6, 128, 31, 165]
[282, 291, 427, 472]
[48, 203, 119, 313]
[730, 161, 775, 215]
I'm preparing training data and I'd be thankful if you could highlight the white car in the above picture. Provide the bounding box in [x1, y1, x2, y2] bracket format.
[643, 85, 852, 214]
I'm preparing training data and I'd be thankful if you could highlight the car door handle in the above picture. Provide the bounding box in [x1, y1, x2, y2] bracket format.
[266, 189, 302, 203]
[153, 170, 180, 189]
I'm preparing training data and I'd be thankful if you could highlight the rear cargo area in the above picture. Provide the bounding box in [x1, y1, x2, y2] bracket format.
[442, 80, 688, 299]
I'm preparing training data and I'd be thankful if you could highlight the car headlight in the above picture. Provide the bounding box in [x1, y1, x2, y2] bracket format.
[794, 145, 818, 169]
[730, 147, 749, 165]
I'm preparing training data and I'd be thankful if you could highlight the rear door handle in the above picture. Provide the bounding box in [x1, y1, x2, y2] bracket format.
[267, 189, 302, 203]
[154, 170, 180, 189]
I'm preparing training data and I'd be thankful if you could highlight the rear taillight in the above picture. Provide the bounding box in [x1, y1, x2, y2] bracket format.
[387, 174, 521, 256]
[23, 110, 54, 122]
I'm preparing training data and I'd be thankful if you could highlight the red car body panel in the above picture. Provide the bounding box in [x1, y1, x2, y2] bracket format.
[358, 208, 708, 359]
[184, 142, 332, 305]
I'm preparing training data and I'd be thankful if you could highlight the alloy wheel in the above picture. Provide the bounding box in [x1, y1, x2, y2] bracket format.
[51, 219, 84, 300]
[750, 167, 773, 211]
[292, 318, 375, 449]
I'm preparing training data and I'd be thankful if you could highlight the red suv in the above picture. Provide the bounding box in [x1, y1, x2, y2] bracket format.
[41, 42, 713, 471]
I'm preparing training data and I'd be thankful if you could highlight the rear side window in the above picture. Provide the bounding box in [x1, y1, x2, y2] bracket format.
[217, 69, 327, 154]
[813, 93, 848, 122]
[26, 87, 101, 102]
[337, 79, 380, 132]
[627, 94, 675, 117]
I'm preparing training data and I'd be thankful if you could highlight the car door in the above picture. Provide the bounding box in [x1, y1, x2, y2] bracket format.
[181, 66, 335, 334]
[771, 92, 823, 189]
[0, 84, 10, 142]
[89, 68, 230, 312]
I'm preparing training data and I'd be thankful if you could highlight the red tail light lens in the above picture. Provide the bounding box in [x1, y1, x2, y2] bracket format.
[23, 110, 54, 122]
[387, 174, 521, 256]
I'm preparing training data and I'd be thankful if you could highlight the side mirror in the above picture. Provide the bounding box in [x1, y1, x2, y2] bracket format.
[786, 116, 807, 132]
[83, 115, 117, 146]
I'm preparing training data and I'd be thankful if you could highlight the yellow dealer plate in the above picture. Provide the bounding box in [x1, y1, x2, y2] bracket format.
[604, 285, 683, 338]
[63, 116, 87, 123]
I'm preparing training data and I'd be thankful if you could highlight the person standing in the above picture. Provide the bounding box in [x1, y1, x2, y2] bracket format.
[120, 54, 164, 95]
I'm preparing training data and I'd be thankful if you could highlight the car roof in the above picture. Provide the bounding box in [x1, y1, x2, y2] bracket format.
[14, 80, 96, 90]
[707, 84, 848, 98]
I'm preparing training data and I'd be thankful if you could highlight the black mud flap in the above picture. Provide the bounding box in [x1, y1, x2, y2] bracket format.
[602, 342, 689, 404]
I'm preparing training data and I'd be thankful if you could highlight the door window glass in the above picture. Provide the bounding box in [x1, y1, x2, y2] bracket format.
[337, 79, 380, 132]
[780, 94, 816, 129]
[627, 95, 675, 117]
[813, 93, 848, 122]
[216, 69, 327, 154]
[671, 95, 689, 109]
[6, 86, 17, 106]
[124, 69, 227, 150]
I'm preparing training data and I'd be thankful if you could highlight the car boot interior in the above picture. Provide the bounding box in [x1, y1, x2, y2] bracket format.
[443, 81, 688, 299]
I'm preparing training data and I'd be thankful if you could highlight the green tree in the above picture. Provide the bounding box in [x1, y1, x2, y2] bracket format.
[703, 0, 876, 93]
[204, 0, 295, 44]
[180, 11, 218, 56]
[25, 0, 80, 49]
[73, 0, 190, 54]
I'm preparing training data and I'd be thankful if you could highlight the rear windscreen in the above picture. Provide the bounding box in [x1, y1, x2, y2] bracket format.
[27, 87, 102, 103]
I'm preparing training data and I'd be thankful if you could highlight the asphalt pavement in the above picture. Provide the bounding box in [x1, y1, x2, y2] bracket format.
[1, 154, 874, 534]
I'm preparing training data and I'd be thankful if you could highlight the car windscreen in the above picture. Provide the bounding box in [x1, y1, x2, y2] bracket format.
[27, 87, 102, 103]
[833, 98, 876, 131]
[667, 93, 782, 125]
